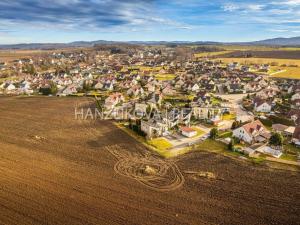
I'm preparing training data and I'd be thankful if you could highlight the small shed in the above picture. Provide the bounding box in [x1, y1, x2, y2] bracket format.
[181, 127, 197, 138]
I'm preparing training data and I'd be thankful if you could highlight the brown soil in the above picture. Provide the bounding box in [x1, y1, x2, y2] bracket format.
[219, 50, 300, 60]
[0, 96, 299, 225]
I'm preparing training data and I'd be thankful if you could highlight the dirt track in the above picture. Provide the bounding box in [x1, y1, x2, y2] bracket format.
[0, 96, 299, 225]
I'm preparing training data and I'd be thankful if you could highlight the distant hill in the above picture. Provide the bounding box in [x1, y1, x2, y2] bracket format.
[0, 37, 300, 50]
[248, 36, 300, 46]
[0, 40, 120, 50]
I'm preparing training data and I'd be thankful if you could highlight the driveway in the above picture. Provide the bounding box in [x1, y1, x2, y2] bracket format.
[166, 126, 210, 150]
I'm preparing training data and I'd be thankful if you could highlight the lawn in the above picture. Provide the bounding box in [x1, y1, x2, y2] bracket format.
[147, 138, 173, 151]
[192, 127, 205, 137]
[222, 113, 236, 120]
[211, 97, 221, 105]
[280, 153, 298, 162]
[164, 94, 194, 103]
[219, 131, 233, 138]
[195, 139, 248, 158]
[277, 143, 299, 162]
[71, 93, 86, 97]
[196, 139, 228, 152]
[155, 73, 176, 81]
[160, 139, 227, 158]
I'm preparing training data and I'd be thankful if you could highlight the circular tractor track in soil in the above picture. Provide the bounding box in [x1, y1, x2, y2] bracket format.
[106, 145, 185, 192]
[75, 99, 185, 191]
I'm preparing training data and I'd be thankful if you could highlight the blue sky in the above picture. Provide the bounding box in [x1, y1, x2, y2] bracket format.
[0, 0, 300, 44]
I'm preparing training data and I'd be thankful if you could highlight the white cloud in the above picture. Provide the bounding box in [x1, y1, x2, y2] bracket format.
[223, 3, 265, 13]
[282, 0, 300, 5]
[246, 4, 264, 11]
[269, 29, 289, 32]
[223, 3, 239, 12]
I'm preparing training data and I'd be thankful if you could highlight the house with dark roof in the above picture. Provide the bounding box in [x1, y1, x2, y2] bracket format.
[292, 126, 300, 146]
[288, 110, 300, 125]
[253, 97, 272, 113]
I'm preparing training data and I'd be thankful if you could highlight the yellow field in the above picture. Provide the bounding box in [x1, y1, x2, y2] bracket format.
[155, 73, 176, 80]
[0, 48, 89, 62]
[194, 51, 233, 58]
[270, 67, 300, 79]
[215, 57, 300, 79]
[132, 66, 163, 72]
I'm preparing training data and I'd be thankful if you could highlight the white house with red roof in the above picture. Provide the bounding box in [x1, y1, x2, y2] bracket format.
[104, 93, 125, 110]
[180, 126, 197, 138]
[233, 120, 270, 144]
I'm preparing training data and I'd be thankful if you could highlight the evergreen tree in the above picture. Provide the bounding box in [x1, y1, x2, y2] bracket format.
[209, 128, 219, 140]
[269, 132, 284, 147]
[228, 139, 235, 151]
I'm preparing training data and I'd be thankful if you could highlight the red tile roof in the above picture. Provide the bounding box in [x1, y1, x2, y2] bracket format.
[181, 127, 196, 133]
[242, 120, 266, 136]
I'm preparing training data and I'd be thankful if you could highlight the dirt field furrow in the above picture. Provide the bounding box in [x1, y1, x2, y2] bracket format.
[0, 96, 299, 225]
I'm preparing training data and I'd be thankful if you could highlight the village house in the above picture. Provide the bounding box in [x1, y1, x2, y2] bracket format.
[104, 93, 125, 110]
[57, 84, 78, 96]
[192, 106, 224, 122]
[141, 119, 169, 138]
[244, 82, 261, 93]
[127, 86, 145, 97]
[292, 99, 300, 109]
[134, 103, 148, 117]
[94, 81, 104, 90]
[253, 98, 272, 113]
[144, 82, 155, 92]
[256, 87, 278, 99]
[288, 85, 300, 94]
[147, 92, 163, 108]
[162, 85, 175, 96]
[291, 92, 300, 101]
[191, 83, 200, 92]
[292, 126, 300, 146]
[272, 124, 288, 134]
[180, 126, 197, 137]
[233, 120, 270, 144]
[287, 109, 300, 125]
[271, 124, 295, 136]
[226, 83, 243, 93]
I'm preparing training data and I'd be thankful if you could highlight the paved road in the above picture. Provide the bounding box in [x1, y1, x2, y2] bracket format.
[216, 93, 254, 122]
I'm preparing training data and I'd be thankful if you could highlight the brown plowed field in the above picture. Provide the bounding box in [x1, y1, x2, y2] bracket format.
[219, 50, 300, 59]
[0, 96, 299, 225]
